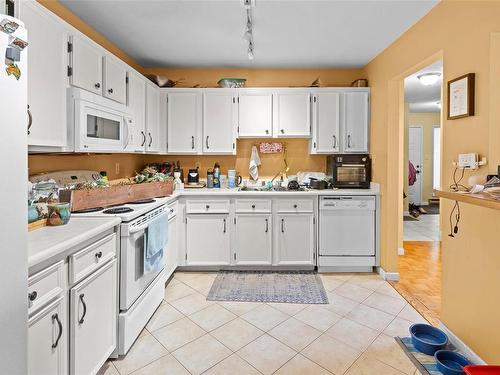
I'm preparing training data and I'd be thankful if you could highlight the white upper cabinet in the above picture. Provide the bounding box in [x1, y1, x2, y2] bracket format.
[145, 83, 161, 153]
[70, 35, 102, 95]
[310, 91, 341, 154]
[238, 90, 273, 137]
[127, 71, 146, 152]
[103, 56, 127, 104]
[343, 91, 369, 153]
[202, 91, 237, 154]
[19, 1, 69, 149]
[167, 91, 202, 154]
[274, 90, 311, 137]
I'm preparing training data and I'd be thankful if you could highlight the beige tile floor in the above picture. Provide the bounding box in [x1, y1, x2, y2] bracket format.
[100, 272, 428, 375]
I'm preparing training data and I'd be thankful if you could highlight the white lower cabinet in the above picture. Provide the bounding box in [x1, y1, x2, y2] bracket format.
[186, 215, 231, 265]
[234, 214, 272, 265]
[28, 296, 67, 375]
[70, 259, 117, 375]
[165, 215, 178, 275]
[275, 214, 315, 266]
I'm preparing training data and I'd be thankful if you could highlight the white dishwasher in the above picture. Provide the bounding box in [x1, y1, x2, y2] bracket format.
[318, 196, 376, 272]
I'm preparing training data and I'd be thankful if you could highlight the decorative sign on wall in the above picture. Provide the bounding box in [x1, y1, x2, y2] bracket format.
[259, 142, 283, 154]
[447, 73, 475, 120]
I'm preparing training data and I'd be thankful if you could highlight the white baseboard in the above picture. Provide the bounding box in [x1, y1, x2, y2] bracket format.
[398, 247, 405, 256]
[439, 323, 485, 365]
[376, 267, 400, 281]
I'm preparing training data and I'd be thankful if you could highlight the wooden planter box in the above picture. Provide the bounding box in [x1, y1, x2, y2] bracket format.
[60, 180, 173, 212]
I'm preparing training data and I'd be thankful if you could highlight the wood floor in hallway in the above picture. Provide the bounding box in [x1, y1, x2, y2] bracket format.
[390, 241, 441, 326]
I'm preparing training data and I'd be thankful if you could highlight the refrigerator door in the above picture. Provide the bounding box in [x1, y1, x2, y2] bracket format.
[0, 15, 29, 375]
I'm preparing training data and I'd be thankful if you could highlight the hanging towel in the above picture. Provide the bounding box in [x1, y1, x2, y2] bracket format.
[144, 213, 168, 274]
[408, 161, 417, 186]
[249, 145, 261, 180]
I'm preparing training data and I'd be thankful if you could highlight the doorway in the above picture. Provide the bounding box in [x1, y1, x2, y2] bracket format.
[395, 59, 443, 325]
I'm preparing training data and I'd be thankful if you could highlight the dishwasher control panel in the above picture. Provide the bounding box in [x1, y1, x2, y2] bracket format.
[320, 196, 375, 210]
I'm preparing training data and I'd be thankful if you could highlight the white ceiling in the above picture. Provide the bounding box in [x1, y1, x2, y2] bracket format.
[404, 60, 443, 113]
[59, 0, 438, 68]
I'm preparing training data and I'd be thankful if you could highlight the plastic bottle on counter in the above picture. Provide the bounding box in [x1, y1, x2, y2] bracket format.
[213, 163, 221, 188]
[207, 169, 214, 188]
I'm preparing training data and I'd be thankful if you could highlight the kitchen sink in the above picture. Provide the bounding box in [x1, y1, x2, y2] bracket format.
[238, 186, 308, 192]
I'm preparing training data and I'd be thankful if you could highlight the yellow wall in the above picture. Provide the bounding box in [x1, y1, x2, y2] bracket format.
[404, 111, 441, 206]
[364, 1, 500, 363]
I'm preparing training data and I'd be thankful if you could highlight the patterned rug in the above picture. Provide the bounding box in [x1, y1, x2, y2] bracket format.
[207, 271, 329, 304]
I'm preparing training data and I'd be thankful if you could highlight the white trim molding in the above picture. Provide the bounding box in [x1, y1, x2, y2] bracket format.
[377, 267, 400, 281]
[439, 323, 485, 365]
[398, 247, 405, 256]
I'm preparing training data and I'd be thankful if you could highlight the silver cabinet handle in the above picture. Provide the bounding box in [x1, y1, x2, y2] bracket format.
[265, 218, 268, 233]
[333, 135, 337, 149]
[191, 136, 195, 149]
[141, 131, 146, 147]
[52, 313, 63, 349]
[347, 135, 352, 148]
[148, 132, 153, 147]
[206, 136, 209, 149]
[281, 218, 285, 233]
[78, 294, 87, 324]
[223, 218, 226, 233]
[27, 105, 32, 135]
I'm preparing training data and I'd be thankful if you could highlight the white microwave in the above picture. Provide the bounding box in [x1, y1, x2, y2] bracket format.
[69, 88, 134, 153]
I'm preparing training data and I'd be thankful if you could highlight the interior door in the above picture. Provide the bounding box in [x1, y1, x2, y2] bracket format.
[238, 91, 273, 137]
[20, 1, 69, 148]
[71, 35, 102, 95]
[203, 92, 236, 154]
[408, 126, 423, 205]
[344, 91, 369, 153]
[313, 92, 341, 153]
[274, 91, 311, 137]
[103, 55, 127, 104]
[167, 92, 201, 154]
[146, 83, 161, 153]
[234, 215, 272, 265]
[70, 260, 117, 375]
[186, 215, 230, 265]
[127, 71, 146, 152]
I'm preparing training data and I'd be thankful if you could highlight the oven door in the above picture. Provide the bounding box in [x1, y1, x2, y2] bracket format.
[334, 164, 368, 187]
[74, 99, 129, 152]
[120, 225, 166, 310]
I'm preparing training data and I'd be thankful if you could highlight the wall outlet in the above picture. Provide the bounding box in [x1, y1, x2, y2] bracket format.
[458, 153, 478, 169]
[195, 162, 201, 169]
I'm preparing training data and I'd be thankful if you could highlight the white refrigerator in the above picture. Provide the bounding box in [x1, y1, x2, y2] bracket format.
[0, 15, 28, 375]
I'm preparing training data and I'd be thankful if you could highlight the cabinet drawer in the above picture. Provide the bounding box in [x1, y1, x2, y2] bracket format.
[69, 233, 116, 285]
[235, 199, 271, 213]
[28, 260, 65, 316]
[276, 199, 314, 213]
[186, 199, 230, 214]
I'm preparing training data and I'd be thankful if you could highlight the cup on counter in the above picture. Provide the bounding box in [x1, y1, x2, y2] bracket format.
[47, 202, 71, 226]
[219, 175, 228, 189]
[228, 170, 243, 188]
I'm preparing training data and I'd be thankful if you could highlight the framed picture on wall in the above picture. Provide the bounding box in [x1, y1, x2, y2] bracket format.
[447, 73, 475, 119]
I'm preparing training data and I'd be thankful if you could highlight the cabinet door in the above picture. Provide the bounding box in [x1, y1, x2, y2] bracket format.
[70, 35, 102, 95]
[28, 296, 67, 375]
[276, 214, 314, 266]
[343, 91, 369, 153]
[274, 91, 311, 137]
[238, 91, 273, 137]
[127, 71, 146, 152]
[234, 215, 272, 265]
[70, 259, 117, 375]
[186, 215, 230, 265]
[145, 83, 161, 153]
[311, 92, 340, 154]
[203, 92, 236, 154]
[20, 1, 68, 148]
[103, 55, 127, 104]
[167, 92, 202, 154]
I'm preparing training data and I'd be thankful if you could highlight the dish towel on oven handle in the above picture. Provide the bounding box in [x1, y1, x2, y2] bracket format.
[144, 212, 168, 274]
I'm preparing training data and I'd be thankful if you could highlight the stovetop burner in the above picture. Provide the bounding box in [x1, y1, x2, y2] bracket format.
[127, 198, 156, 204]
[73, 207, 104, 214]
[102, 207, 134, 214]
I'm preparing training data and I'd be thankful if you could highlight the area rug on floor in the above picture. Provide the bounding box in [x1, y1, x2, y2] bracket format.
[207, 271, 329, 304]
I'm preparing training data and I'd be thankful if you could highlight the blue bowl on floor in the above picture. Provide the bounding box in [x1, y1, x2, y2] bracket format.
[435, 350, 471, 375]
[410, 323, 448, 355]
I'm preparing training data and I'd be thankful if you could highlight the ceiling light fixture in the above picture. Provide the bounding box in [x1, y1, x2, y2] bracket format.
[243, 0, 255, 60]
[417, 72, 442, 86]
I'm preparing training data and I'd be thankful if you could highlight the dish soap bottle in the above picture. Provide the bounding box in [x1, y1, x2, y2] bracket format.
[213, 163, 221, 188]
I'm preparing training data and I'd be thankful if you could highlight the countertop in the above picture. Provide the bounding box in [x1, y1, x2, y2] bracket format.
[28, 216, 121, 275]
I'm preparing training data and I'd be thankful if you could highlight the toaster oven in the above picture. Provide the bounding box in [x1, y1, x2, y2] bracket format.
[328, 154, 371, 189]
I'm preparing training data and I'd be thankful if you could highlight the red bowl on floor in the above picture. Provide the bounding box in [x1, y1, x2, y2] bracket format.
[464, 366, 500, 375]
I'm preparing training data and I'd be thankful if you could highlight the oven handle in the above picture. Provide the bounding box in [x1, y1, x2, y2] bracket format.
[128, 212, 169, 234]
[338, 164, 365, 167]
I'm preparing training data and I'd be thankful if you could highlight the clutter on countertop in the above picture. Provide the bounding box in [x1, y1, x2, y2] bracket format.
[213, 162, 221, 188]
[47, 202, 71, 226]
[206, 169, 214, 188]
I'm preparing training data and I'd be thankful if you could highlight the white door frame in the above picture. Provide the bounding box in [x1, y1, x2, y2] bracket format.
[432, 125, 441, 193]
[408, 125, 424, 205]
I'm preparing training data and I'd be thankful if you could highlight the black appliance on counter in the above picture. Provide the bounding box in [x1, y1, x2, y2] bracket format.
[327, 154, 371, 189]
[187, 168, 199, 184]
